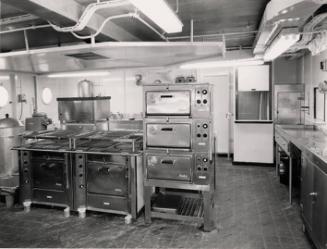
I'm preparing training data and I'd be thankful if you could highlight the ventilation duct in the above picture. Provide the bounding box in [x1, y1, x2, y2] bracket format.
[254, 0, 327, 57]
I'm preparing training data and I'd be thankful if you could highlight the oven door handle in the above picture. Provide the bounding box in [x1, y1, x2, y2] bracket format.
[161, 127, 173, 132]
[160, 95, 173, 98]
[98, 165, 122, 175]
[161, 159, 175, 165]
[40, 163, 56, 169]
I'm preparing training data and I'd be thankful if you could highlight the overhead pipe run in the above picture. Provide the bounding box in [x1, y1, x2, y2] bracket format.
[48, 0, 130, 33]
[68, 12, 168, 41]
[48, 0, 169, 41]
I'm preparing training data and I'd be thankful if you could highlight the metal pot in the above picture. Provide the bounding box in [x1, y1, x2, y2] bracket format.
[0, 114, 24, 177]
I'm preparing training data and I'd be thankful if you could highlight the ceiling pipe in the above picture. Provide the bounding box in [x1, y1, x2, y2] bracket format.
[49, 0, 129, 33]
[175, 0, 179, 13]
[288, 12, 327, 52]
[69, 12, 168, 41]
[253, 0, 327, 57]
[0, 24, 51, 35]
[190, 19, 194, 42]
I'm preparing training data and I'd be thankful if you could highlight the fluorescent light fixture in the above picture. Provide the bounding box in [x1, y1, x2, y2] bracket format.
[47, 71, 110, 78]
[180, 58, 264, 69]
[129, 0, 183, 33]
[105, 77, 135, 82]
[264, 28, 300, 61]
[0, 75, 10, 80]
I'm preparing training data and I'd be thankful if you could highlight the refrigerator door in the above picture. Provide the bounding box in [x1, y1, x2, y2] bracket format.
[276, 92, 303, 124]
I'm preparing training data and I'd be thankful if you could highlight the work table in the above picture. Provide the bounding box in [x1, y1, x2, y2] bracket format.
[275, 124, 327, 165]
[275, 124, 327, 205]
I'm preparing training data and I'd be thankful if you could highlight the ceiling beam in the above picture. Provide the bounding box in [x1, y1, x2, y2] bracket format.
[1, 0, 140, 41]
[0, 14, 39, 26]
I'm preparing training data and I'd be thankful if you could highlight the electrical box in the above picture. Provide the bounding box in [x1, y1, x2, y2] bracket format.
[18, 94, 27, 103]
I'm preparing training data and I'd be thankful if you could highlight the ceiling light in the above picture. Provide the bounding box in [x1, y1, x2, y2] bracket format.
[47, 71, 110, 78]
[105, 77, 136, 82]
[281, 9, 288, 14]
[0, 75, 10, 80]
[264, 28, 300, 61]
[129, 0, 183, 33]
[180, 58, 264, 69]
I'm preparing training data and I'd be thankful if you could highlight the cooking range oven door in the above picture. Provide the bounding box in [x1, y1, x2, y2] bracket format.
[32, 155, 67, 191]
[86, 155, 128, 196]
[30, 152, 70, 205]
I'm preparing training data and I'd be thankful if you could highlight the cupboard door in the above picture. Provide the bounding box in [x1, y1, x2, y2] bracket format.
[237, 65, 270, 91]
[313, 166, 327, 248]
[301, 156, 314, 231]
[233, 123, 273, 163]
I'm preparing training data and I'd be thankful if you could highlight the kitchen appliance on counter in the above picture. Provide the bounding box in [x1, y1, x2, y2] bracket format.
[0, 114, 24, 207]
[25, 112, 52, 131]
[57, 96, 110, 131]
[143, 83, 215, 232]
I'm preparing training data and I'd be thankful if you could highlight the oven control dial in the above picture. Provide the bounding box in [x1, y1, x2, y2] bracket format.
[203, 157, 208, 162]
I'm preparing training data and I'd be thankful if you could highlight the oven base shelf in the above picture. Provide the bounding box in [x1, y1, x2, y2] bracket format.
[152, 196, 204, 222]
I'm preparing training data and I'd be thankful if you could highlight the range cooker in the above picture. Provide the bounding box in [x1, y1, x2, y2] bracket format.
[16, 130, 143, 222]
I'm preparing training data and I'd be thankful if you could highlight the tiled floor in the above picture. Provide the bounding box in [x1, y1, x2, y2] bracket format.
[0, 157, 313, 248]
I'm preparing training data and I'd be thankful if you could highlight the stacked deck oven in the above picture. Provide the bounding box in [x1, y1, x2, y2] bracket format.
[143, 83, 216, 231]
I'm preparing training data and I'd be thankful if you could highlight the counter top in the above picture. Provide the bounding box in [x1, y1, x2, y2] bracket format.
[275, 124, 327, 168]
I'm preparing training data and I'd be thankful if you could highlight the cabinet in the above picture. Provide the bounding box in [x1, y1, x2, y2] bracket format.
[233, 123, 274, 163]
[301, 153, 327, 249]
[237, 65, 270, 91]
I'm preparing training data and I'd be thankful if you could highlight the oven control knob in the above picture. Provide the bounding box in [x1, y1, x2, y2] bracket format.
[197, 133, 201, 138]
[203, 133, 208, 138]
[24, 168, 28, 173]
[25, 180, 29, 184]
[79, 184, 85, 189]
[203, 123, 208, 129]
[196, 99, 201, 104]
[197, 166, 202, 171]
[203, 158, 208, 162]
[203, 99, 208, 104]
[202, 89, 208, 95]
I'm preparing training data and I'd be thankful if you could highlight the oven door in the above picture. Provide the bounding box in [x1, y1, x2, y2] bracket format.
[146, 91, 191, 116]
[146, 153, 193, 182]
[32, 159, 66, 191]
[146, 122, 191, 149]
[87, 159, 128, 196]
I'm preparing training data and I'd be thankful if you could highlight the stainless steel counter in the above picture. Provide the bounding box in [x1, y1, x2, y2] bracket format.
[275, 124, 327, 159]
[276, 125, 327, 249]
[275, 124, 327, 204]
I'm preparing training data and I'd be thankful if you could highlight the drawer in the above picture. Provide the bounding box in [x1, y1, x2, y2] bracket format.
[33, 189, 68, 205]
[87, 193, 129, 212]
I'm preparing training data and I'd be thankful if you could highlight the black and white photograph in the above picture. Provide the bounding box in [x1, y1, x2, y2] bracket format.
[0, 0, 327, 248]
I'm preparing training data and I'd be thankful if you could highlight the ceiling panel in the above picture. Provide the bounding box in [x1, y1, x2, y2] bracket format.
[0, 42, 224, 73]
